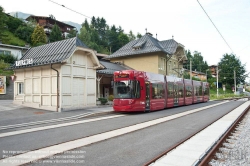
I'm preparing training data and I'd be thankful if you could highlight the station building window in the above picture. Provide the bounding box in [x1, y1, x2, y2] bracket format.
[159, 57, 166, 70]
[17, 82, 24, 95]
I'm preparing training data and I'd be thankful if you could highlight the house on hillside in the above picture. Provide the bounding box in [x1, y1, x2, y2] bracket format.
[184, 69, 207, 81]
[209, 65, 217, 77]
[26, 15, 75, 40]
[0, 43, 29, 59]
[104, 33, 187, 77]
[10, 37, 102, 112]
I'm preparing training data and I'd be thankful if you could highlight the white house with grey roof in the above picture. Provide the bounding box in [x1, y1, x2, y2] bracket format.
[11, 37, 101, 112]
[0, 43, 29, 59]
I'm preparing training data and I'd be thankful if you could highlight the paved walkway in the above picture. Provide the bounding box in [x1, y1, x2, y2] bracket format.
[0, 100, 25, 112]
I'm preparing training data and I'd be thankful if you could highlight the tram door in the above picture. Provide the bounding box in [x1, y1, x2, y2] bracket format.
[145, 82, 150, 111]
[174, 84, 178, 106]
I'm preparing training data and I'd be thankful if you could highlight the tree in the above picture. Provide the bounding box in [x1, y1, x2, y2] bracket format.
[218, 53, 247, 86]
[183, 50, 209, 74]
[31, 25, 46, 46]
[128, 30, 136, 41]
[192, 51, 209, 73]
[15, 25, 34, 44]
[118, 32, 129, 47]
[66, 29, 77, 39]
[15, 18, 36, 44]
[78, 27, 91, 46]
[49, 24, 62, 42]
[79, 16, 140, 54]
[0, 53, 17, 64]
[0, 6, 8, 41]
[107, 25, 120, 52]
[136, 33, 142, 39]
[183, 50, 192, 70]
[5, 14, 23, 33]
[82, 19, 90, 31]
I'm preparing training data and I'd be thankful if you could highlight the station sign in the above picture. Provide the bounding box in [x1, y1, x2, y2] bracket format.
[115, 74, 129, 78]
[15, 59, 33, 67]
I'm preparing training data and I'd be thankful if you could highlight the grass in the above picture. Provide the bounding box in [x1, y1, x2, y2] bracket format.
[2, 31, 26, 47]
[209, 88, 246, 100]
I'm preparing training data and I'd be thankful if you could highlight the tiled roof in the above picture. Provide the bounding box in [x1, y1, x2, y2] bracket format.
[97, 60, 131, 75]
[105, 34, 179, 59]
[11, 37, 88, 69]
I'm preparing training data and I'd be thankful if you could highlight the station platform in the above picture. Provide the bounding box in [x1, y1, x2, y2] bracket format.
[152, 101, 250, 166]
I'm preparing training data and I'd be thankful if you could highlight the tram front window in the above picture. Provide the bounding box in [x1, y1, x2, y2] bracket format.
[114, 80, 140, 99]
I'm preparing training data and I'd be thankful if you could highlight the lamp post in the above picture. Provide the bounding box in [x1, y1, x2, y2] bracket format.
[190, 59, 192, 80]
[205, 69, 209, 82]
[234, 69, 236, 95]
[216, 66, 221, 98]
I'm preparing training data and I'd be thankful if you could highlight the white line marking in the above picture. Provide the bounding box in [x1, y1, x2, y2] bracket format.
[0, 110, 112, 130]
[0, 115, 124, 138]
[0, 101, 229, 166]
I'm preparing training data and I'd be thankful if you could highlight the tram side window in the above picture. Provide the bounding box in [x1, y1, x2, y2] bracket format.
[132, 80, 140, 98]
[167, 83, 173, 98]
[199, 86, 202, 96]
[204, 86, 209, 95]
[178, 85, 184, 98]
[193, 86, 197, 96]
[152, 83, 164, 99]
[186, 86, 192, 97]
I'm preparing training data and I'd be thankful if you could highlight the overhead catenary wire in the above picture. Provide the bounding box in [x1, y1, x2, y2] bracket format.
[48, 0, 92, 19]
[197, 0, 234, 54]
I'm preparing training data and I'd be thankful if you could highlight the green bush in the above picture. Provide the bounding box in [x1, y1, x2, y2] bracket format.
[0, 54, 17, 64]
[98, 98, 108, 105]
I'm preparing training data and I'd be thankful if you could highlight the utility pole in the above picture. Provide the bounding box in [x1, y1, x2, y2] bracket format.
[234, 69, 236, 95]
[217, 66, 219, 98]
[206, 69, 209, 82]
[190, 59, 192, 80]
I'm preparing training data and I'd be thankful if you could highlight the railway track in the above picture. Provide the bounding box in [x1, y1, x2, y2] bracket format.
[199, 100, 250, 166]
[144, 98, 250, 166]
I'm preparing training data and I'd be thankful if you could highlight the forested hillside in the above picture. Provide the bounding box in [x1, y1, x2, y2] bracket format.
[0, 6, 141, 54]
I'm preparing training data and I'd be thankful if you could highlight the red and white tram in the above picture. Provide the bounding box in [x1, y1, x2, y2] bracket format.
[113, 70, 209, 112]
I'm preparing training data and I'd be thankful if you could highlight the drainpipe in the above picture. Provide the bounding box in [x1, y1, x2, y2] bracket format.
[51, 64, 59, 112]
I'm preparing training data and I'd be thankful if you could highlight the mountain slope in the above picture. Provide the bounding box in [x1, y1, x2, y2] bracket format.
[9, 11, 31, 20]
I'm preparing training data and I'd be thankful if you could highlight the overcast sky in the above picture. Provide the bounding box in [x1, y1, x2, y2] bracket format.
[1, 0, 250, 82]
